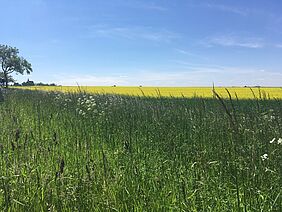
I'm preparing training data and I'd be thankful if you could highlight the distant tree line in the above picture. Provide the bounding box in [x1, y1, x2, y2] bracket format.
[12, 79, 57, 87]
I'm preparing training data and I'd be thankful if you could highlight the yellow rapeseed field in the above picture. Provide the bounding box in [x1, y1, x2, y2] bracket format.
[15, 86, 282, 99]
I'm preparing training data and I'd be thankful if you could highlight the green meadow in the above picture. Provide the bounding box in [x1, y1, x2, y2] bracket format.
[0, 88, 281, 211]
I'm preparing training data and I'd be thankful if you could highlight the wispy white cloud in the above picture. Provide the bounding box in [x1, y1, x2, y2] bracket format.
[274, 44, 282, 48]
[175, 48, 191, 55]
[204, 35, 282, 49]
[174, 49, 210, 61]
[203, 3, 248, 16]
[132, 67, 282, 87]
[142, 3, 168, 11]
[118, 0, 168, 11]
[48, 65, 282, 87]
[197, 1, 282, 24]
[86, 25, 180, 42]
[53, 73, 127, 86]
[204, 35, 264, 48]
[195, 1, 282, 39]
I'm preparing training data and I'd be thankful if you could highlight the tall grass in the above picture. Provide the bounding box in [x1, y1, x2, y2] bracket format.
[0, 88, 281, 211]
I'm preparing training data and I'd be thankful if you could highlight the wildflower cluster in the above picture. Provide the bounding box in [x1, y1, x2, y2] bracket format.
[261, 137, 282, 162]
[262, 109, 276, 122]
[261, 153, 268, 161]
[269, 137, 282, 145]
[54, 93, 62, 101]
[76, 95, 102, 117]
[54, 92, 73, 109]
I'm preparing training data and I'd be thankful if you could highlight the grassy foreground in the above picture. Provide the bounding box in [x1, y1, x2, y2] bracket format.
[0, 88, 281, 211]
[15, 86, 282, 99]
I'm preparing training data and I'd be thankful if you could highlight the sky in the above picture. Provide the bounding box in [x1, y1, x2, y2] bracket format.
[1, 0, 282, 86]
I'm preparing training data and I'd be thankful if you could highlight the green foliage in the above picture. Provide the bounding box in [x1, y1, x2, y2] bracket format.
[0, 45, 32, 87]
[0, 89, 281, 211]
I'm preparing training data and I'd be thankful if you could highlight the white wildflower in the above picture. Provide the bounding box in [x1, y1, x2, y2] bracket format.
[265, 167, 275, 173]
[261, 154, 268, 161]
[270, 138, 275, 144]
[278, 138, 282, 145]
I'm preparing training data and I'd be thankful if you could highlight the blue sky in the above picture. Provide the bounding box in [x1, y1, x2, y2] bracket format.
[1, 0, 282, 86]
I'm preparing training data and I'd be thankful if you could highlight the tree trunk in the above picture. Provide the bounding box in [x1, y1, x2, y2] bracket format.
[4, 72, 8, 88]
